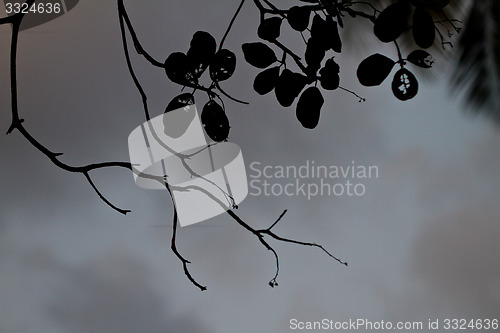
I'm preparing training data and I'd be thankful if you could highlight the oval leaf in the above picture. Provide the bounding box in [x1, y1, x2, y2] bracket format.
[319, 58, 340, 90]
[209, 49, 236, 82]
[326, 17, 342, 53]
[163, 94, 196, 139]
[412, 8, 435, 49]
[165, 93, 195, 113]
[242, 42, 278, 68]
[357, 53, 396, 86]
[374, 3, 408, 43]
[201, 100, 230, 142]
[164, 52, 197, 87]
[305, 37, 326, 73]
[407, 50, 434, 68]
[275, 69, 308, 107]
[253, 66, 280, 95]
[296, 87, 324, 129]
[187, 31, 217, 77]
[310, 14, 329, 50]
[258, 17, 282, 41]
[287, 6, 311, 32]
[392, 68, 419, 101]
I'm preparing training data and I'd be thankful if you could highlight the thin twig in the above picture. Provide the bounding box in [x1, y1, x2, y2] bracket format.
[117, 0, 164, 68]
[219, 0, 247, 51]
[5, 2, 131, 214]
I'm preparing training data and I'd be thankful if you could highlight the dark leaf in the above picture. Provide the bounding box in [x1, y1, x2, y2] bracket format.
[305, 37, 326, 73]
[165, 93, 195, 113]
[254, 66, 280, 95]
[275, 69, 308, 107]
[357, 53, 396, 86]
[407, 50, 434, 68]
[201, 100, 230, 142]
[164, 52, 198, 87]
[186, 31, 216, 77]
[410, 0, 449, 10]
[392, 68, 419, 101]
[258, 17, 283, 41]
[374, 3, 408, 43]
[326, 17, 342, 53]
[319, 58, 340, 90]
[310, 14, 329, 50]
[163, 94, 197, 139]
[287, 6, 311, 32]
[412, 8, 435, 49]
[209, 49, 236, 82]
[296, 86, 324, 129]
[242, 42, 278, 68]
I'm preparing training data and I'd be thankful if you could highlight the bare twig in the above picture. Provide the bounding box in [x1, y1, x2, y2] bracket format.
[5, 1, 131, 214]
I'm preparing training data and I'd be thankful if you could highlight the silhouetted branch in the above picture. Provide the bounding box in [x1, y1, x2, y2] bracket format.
[5, 2, 131, 215]
[219, 0, 247, 51]
[117, 0, 164, 68]
[170, 206, 207, 291]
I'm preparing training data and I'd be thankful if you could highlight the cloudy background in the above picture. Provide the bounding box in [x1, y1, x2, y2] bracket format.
[1, 1, 499, 332]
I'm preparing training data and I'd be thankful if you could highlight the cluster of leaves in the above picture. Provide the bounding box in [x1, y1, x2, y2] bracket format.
[356, 0, 451, 100]
[236, 0, 459, 129]
[164, 31, 235, 142]
[160, 1, 460, 132]
[242, 5, 345, 129]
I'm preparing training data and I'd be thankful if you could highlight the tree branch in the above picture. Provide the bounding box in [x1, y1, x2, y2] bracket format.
[117, 0, 164, 68]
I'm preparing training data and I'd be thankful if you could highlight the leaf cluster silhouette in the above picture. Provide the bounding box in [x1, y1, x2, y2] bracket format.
[1, 0, 464, 291]
[233, 0, 459, 129]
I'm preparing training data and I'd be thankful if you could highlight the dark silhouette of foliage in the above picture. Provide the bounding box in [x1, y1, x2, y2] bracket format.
[319, 58, 340, 90]
[253, 66, 280, 95]
[235, 0, 460, 129]
[374, 3, 409, 43]
[201, 100, 230, 142]
[287, 6, 311, 32]
[296, 86, 324, 129]
[257, 16, 283, 41]
[412, 7, 436, 48]
[357, 54, 396, 87]
[407, 50, 434, 68]
[242, 42, 278, 68]
[3, 0, 471, 291]
[165, 93, 196, 113]
[392, 68, 419, 101]
[275, 69, 309, 107]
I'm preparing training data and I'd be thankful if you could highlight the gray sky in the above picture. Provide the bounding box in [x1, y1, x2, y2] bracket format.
[1, 1, 499, 332]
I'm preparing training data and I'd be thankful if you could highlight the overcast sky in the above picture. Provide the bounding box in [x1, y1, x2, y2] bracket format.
[1, 1, 499, 332]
